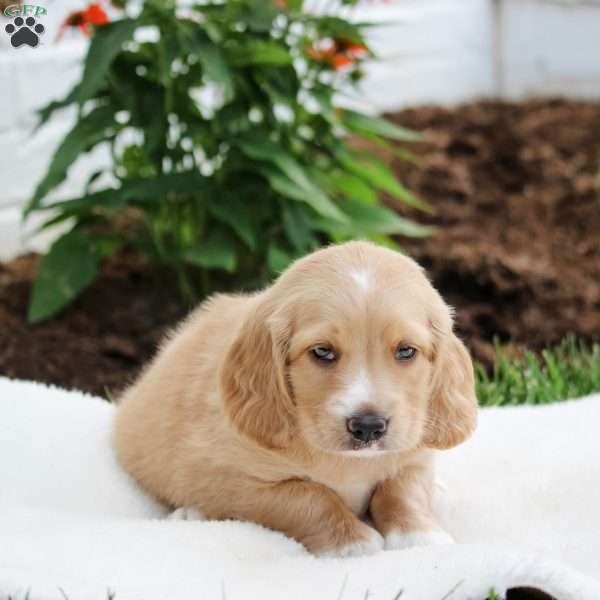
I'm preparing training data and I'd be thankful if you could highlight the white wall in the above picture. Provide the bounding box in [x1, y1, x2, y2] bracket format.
[501, 0, 600, 99]
[0, 0, 106, 257]
[349, 0, 496, 112]
[1, 0, 600, 258]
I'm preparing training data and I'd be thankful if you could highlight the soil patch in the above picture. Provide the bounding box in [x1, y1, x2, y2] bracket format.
[0, 99, 599, 395]
[0, 254, 188, 396]
[386, 98, 600, 365]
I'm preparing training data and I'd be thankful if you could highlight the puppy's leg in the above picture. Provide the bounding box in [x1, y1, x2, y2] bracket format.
[370, 463, 454, 551]
[168, 507, 205, 521]
[228, 479, 383, 557]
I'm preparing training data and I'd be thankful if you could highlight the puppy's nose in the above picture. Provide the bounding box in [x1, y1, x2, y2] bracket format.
[346, 415, 388, 443]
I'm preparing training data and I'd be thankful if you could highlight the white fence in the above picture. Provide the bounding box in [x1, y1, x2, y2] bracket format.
[1, 0, 600, 258]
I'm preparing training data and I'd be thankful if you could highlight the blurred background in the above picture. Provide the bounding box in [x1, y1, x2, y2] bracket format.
[0, 0, 598, 402]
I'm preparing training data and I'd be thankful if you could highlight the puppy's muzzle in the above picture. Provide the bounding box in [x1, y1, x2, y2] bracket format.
[346, 414, 388, 443]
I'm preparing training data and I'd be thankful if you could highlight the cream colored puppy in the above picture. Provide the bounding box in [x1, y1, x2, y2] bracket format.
[114, 241, 477, 557]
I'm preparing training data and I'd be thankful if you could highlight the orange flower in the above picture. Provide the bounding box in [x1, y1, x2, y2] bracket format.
[331, 53, 354, 70]
[305, 46, 335, 62]
[344, 42, 368, 57]
[83, 3, 109, 26]
[275, 0, 286, 7]
[58, 2, 109, 39]
[306, 38, 367, 70]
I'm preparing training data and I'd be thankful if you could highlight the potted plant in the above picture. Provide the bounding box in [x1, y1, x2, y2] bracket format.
[27, 0, 432, 323]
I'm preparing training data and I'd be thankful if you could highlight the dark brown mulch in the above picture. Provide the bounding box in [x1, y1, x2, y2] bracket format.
[0, 254, 189, 397]
[386, 98, 600, 365]
[0, 99, 599, 396]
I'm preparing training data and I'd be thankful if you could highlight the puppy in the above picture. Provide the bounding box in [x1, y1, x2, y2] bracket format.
[114, 241, 477, 557]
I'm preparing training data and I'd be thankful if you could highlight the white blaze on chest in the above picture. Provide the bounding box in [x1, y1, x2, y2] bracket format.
[328, 477, 377, 516]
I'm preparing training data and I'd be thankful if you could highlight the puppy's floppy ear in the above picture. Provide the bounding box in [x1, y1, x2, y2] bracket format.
[423, 316, 478, 450]
[220, 298, 295, 449]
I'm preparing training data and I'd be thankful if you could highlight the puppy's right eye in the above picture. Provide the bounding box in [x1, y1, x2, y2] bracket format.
[311, 346, 337, 363]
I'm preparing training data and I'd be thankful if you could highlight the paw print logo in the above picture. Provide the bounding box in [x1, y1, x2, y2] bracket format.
[5, 16, 45, 48]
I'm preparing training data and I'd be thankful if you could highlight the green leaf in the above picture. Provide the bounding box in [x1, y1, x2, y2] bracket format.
[35, 211, 79, 233]
[37, 97, 75, 128]
[241, 2, 277, 32]
[267, 244, 294, 274]
[281, 201, 317, 252]
[365, 233, 403, 252]
[341, 110, 423, 142]
[255, 66, 299, 106]
[37, 19, 137, 124]
[310, 90, 338, 124]
[42, 171, 210, 213]
[28, 230, 101, 324]
[339, 198, 434, 237]
[44, 188, 127, 213]
[238, 136, 307, 187]
[317, 170, 377, 204]
[336, 151, 433, 213]
[308, 214, 353, 244]
[389, 145, 422, 166]
[200, 43, 235, 102]
[158, 29, 182, 87]
[237, 134, 348, 223]
[117, 171, 210, 200]
[209, 195, 257, 250]
[263, 168, 348, 224]
[27, 105, 115, 214]
[309, 16, 366, 45]
[229, 42, 293, 66]
[355, 133, 423, 165]
[75, 19, 138, 104]
[183, 232, 237, 272]
[95, 234, 124, 258]
[181, 24, 234, 102]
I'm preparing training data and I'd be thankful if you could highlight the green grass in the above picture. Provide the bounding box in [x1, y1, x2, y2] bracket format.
[476, 336, 600, 407]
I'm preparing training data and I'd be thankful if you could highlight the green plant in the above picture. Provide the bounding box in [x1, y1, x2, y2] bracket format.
[26, 0, 432, 323]
[476, 337, 600, 407]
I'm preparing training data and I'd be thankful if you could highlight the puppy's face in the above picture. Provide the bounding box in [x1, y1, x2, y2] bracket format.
[287, 279, 436, 455]
[223, 242, 477, 454]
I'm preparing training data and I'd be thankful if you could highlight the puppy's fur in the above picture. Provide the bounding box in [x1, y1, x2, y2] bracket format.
[114, 241, 477, 556]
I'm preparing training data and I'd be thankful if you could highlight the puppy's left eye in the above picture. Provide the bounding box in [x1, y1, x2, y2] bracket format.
[311, 346, 337, 362]
[395, 345, 417, 361]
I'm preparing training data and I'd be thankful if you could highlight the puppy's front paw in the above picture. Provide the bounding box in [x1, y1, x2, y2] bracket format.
[384, 529, 454, 551]
[167, 507, 206, 521]
[319, 527, 384, 558]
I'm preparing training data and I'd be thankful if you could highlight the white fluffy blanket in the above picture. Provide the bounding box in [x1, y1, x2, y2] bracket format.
[1, 377, 599, 600]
